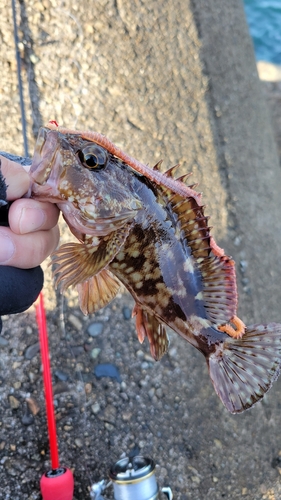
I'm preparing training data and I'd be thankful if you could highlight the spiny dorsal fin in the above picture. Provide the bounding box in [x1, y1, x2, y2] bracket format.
[164, 163, 181, 178]
[175, 172, 193, 183]
[158, 183, 238, 327]
[187, 183, 199, 190]
[153, 160, 163, 171]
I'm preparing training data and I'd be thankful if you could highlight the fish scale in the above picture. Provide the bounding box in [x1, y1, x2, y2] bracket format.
[29, 123, 281, 414]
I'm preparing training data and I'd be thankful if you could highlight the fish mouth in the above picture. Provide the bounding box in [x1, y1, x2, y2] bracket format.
[29, 127, 64, 202]
[30, 127, 59, 184]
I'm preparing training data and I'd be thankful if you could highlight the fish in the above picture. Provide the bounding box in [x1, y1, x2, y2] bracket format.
[29, 121, 281, 414]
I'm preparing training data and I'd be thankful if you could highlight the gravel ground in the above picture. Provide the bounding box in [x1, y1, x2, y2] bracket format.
[1, 1, 281, 499]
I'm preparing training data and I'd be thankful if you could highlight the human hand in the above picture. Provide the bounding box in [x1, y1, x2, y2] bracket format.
[0, 155, 60, 267]
[0, 155, 60, 326]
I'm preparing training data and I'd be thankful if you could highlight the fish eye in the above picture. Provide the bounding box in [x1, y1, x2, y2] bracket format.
[78, 144, 108, 170]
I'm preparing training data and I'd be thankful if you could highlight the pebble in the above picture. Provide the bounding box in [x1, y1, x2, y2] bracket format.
[148, 388, 155, 398]
[21, 413, 34, 426]
[12, 361, 21, 369]
[53, 382, 69, 395]
[84, 340, 93, 352]
[54, 369, 69, 382]
[71, 345, 85, 356]
[90, 348, 101, 359]
[141, 361, 150, 370]
[85, 383, 92, 394]
[122, 411, 132, 421]
[87, 322, 104, 337]
[75, 438, 83, 448]
[68, 314, 83, 330]
[122, 306, 132, 320]
[214, 438, 223, 449]
[26, 397, 40, 416]
[8, 395, 20, 409]
[24, 342, 40, 360]
[103, 404, 116, 424]
[94, 363, 122, 383]
[240, 260, 248, 273]
[155, 388, 163, 398]
[105, 422, 114, 431]
[0, 336, 8, 347]
[91, 403, 101, 414]
[191, 475, 201, 484]
[28, 372, 36, 383]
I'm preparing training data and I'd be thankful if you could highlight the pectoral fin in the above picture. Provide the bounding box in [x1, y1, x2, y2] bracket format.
[52, 223, 131, 291]
[132, 303, 169, 361]
[77, 269, 121, 314]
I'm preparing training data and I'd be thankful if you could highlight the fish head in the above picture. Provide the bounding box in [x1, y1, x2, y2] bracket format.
[30, 126, 142, 236]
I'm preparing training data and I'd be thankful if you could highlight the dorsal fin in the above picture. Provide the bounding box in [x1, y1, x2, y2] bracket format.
[164, 163, 181, 178]
[187, 183, 199, 190]
[153, 160, 163, 171]
[162, 189, 211, 259]
[175, 173, 193, 183]
[158, 184, 238, 326]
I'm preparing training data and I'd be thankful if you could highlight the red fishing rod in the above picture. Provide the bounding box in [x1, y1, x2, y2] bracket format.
[36, 292, 74, 500]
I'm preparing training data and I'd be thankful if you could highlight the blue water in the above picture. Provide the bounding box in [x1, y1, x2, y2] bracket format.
[243, 0, 281, 64]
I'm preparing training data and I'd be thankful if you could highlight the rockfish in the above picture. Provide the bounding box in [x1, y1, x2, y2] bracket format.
[30, 122, 281, 414]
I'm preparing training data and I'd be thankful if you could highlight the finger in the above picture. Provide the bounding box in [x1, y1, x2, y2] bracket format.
[0, 155, 30, 200]
[0, 226, 60, 268]
[9, 199, 60, 235]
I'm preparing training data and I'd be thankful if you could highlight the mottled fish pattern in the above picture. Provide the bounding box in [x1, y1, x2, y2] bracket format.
[30, 123, 281, 413]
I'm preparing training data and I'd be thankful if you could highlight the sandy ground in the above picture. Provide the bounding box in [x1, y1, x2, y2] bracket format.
[1, 1, 281, 499]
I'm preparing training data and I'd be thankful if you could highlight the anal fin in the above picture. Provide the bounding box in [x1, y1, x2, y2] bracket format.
[132, 303, 169, 361]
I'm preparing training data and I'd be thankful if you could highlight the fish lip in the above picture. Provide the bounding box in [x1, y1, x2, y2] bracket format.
[29, 127, 65, 202]
[30, 127, 59, 185]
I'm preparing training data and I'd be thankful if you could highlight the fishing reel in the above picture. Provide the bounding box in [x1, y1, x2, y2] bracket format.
[90, 455, 173, 500]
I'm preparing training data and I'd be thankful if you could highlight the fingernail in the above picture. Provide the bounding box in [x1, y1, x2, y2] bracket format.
[19, 208, 46, 233]
[0, 235, 15, 263]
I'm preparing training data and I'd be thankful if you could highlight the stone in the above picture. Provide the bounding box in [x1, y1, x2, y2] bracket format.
[122, 306, 131, 320]
[8, 396, 20, 410]
[94, 363, 122, 383]
[26, 397, 40, 416]
[0, 336, 8, 347]
[24, 342, 40, 360]
[90, 348, 101, 359]
[68, 314, 83, 330]
[87, 322, 104, 337]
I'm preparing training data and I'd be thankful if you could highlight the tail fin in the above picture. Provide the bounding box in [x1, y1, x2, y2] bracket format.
[207, 323, 281, 413]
